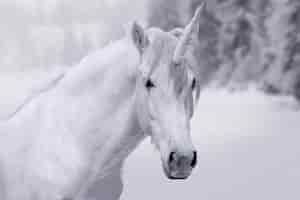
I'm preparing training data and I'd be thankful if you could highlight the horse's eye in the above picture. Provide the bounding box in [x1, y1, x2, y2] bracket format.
[173, 61, 182, 68]
[191, 78, 196, 90]
[145, 79, 155, 89]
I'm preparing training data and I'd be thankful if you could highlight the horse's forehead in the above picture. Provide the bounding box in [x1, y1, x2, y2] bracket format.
[146, 29, 190, 93]
[146, 29, 178, 75]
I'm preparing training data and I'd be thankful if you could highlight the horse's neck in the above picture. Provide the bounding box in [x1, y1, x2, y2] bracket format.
[60, 38, 139, 95]
[55, 38, 144, 173]
[73, 92, 144, 198]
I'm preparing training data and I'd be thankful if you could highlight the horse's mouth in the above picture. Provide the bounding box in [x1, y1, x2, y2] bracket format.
[167, 175, 189, 180]
[163, 164, 192, 180]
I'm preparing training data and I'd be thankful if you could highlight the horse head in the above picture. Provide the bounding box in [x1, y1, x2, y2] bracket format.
[129, 3, 205, 179]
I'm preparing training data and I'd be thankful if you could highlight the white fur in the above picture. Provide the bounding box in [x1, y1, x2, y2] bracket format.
[0, 35, 144, 199]
[0, 18, 199, 199]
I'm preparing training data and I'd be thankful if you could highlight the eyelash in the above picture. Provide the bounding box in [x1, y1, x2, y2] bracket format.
[145, 79, 155, 89]
[191, 78, 196, 90]
[144, 78, 195, 91]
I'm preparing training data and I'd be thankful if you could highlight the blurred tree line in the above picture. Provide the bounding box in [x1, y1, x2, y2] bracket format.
[1, 0, 299, 99]
[148, 0, 300, 98]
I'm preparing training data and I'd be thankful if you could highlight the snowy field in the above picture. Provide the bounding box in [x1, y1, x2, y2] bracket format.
[0, 72, 299, 200]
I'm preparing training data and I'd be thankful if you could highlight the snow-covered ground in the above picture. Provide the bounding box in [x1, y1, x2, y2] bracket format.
[0, 72, 299, 200]
[121, 88, 300, 200]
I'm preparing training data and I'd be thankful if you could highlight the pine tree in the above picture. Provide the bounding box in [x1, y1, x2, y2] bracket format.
[282, 0, 300, 99]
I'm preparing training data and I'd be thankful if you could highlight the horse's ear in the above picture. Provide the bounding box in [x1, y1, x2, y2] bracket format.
[131, 22, 149, 54]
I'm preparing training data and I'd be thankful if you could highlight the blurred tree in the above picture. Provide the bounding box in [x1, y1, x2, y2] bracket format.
[282, 0, 300, 99]
[213, 0, 255, 88]
[147, 0, 190, 30]
[148, 0, 270, 89]
[262, 0, 300, 96]
[0, 0, 299, 99]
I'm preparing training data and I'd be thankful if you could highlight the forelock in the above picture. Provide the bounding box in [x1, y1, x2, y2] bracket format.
[146, 28, 190, 96]
[145, 28, 178, 74]
[170, 61, 189, 96]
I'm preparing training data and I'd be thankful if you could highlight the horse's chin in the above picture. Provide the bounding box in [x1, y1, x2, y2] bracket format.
[162, 164, 191, 180]
[167, 175, 189, 180]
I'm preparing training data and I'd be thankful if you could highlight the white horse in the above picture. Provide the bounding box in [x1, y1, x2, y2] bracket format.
[0, 4, 204, 200]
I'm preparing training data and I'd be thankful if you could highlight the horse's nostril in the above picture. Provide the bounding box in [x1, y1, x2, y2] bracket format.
[168, 152, 176, 164]
[191, 151, 197, 168]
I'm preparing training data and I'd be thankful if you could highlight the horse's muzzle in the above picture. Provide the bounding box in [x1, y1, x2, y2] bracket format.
[164, 151, 197, 180]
